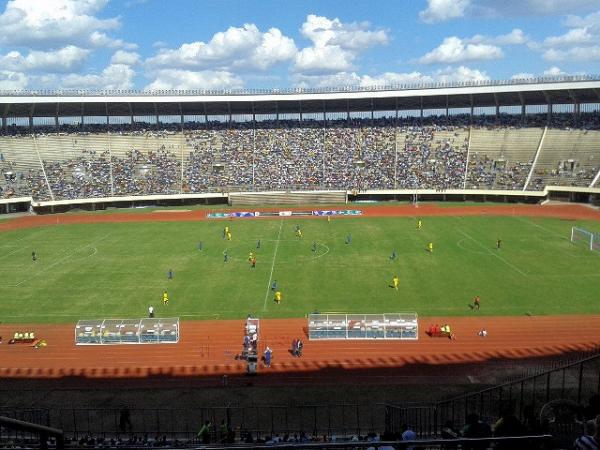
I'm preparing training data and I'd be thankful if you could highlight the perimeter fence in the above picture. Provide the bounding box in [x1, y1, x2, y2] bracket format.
[385, 348, 600, 437]
[45, 403, 384, 441]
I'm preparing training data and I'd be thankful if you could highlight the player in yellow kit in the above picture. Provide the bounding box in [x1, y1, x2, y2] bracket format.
[392, 275, 399, 290]
[162, 290, 169, 305]
[226, 231, 232, 241]
[427, 242, 433, 253]
[417, 219, 422, 230]
[274, 291, 282, 304]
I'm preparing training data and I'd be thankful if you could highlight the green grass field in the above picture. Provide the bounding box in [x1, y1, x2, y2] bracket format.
[1, 213, 599, 323]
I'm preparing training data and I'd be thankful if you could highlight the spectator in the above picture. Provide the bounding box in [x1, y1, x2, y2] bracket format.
[573, 419, 599, 450]
[197, 420, 212, 444]
[461, 413, 492, 450]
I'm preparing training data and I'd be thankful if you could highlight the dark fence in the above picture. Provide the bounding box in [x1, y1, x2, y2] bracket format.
[0, 409, 50, 444]
[0, 416, 63, 450]
[48, 404, 383, 441]
[385, 350, 600, 437]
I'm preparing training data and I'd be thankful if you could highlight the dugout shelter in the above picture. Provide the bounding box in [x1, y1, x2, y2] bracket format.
[75, 318, 179, 345]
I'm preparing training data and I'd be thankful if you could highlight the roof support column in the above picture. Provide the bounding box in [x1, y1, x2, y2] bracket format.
[275, 101, 279, 122]
[128, 102, 134, 131]
[154, 102, 159, 129]
[371, 99, 374, 120]
[28, 104, 34, 133]
[518, 92, 526, 125]
[569, 89, 580, 126]
[55, 103, 59, 131]
[203, 102, 208, 125]
[346, 99, 350, 121]
[105, 102, 109, 127]
[493, 93, 499, 120]
[179, 102, 183, 126]
[1, 104, 8, 132]
[469, 94, 474, 124]
[299, 101, 303, 122]
[420, 97, 423, 124]
[81, 102, 85, 131]
[227, 101, 232, 125]
[543, 91, 552, 125]
[445, 95, 449, 117]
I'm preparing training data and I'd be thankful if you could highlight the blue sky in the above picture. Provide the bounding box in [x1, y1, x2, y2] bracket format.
[1, 0, 600, 90]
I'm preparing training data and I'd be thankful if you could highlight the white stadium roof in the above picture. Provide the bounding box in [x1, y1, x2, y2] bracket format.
[1, 75, 600, 117]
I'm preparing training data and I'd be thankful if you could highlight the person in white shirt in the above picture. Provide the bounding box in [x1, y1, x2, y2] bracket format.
[148, 305, 154, 318]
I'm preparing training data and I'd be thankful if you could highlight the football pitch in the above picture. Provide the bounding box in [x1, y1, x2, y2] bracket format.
[1, 213, 599, 323]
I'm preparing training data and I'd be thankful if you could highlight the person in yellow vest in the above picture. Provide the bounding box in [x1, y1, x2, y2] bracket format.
[417, 219, 422, 230]
[427, 242, 433, 253]
[274, 291, 282, 304]
[162, 290, 169, 306]
[226, 231, 232, 241]
[392, 275, 399, 290]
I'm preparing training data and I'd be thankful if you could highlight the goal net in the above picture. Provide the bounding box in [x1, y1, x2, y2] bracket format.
[571, 227, 600, 251]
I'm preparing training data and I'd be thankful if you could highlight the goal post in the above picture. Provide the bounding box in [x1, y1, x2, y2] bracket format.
[571, 227, 600, 251]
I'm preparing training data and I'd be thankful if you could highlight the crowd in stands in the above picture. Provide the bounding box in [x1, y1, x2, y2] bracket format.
[1, 112, 600, 201]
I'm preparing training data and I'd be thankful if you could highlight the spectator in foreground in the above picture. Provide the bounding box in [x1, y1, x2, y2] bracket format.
[461, 413, 491, 450]
[401, 424, 416, 450]
[573, 418, 599, 450]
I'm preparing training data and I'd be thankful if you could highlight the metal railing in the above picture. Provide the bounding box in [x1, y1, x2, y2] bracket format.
[47, 404, 383, 441]
[1, 75, 599, 97]
[385, 349, 600, 436]
[0, 416, 63, 450]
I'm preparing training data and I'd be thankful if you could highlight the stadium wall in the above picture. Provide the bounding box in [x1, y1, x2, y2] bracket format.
[1, 186, 599, 215]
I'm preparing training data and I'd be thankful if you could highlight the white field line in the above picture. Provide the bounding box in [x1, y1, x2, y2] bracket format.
[514, 216, 567, 240]
[263, 220, 283, 310]
[13, 233, 112, 287]
[457, 229, 528, 277]
[514, 216, 600, 259]
[0, 228, 53, 261]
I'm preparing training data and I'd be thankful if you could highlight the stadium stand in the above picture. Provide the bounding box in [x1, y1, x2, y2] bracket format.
[466, 127, 543, 190]
[530, 129, 600, 189]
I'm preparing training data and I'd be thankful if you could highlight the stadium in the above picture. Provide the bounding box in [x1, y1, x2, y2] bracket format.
[1, 74, 600, 448]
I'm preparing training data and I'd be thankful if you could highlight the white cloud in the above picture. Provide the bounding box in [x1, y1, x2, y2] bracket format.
[293, 14, 388, 74]
[294, 46, 355, 74]
[292, 66, 488, 88]
[543, 66, 566, 76]
[419, 0, 598, 22]
[0, 46, 90, 72]
[145, 69, 243, 90]
[419, 0, 470, 23]
[434, 65, 490, 82]
[300, 14, 388, 50]
[564, 10, 600, 28]
[543, 27, 595, 47]
[0, 70, 28, 90]
[110, 50, 141, 66]
[60, 64, 136, 89]
[292, 71, 433, 88]
[419, 36, 503, 64]
[0, 0, 130, 49]
[467, 28, 528, 45]
[145, 24, 296, 72]
[511, 72, 535, 79]
[543, 45, 600, 61]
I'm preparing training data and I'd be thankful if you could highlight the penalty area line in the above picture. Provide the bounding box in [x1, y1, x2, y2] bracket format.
[263, 220, 283, 310]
